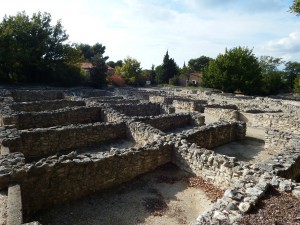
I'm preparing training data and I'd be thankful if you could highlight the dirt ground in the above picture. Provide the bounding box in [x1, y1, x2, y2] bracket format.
[31, 164, 214, 225]
[0, 190, 7, 225]
[213, 137, 275, 164]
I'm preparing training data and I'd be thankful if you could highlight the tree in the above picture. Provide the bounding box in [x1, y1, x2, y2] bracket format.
[202, 47, 262, 95]
[290, 0, 300, 15]
[188, 56, 212, 72]
[284, 61, 300, 91]
[90, 53, 108, 88]
[180, 62, 192, 85]
[107, 60, 123, 68]
[294, 76, 300, 93]
[120, 56, 142, 86]
[259, 56, 285, 95]
[78, 43, 106, 62]
[156, 51, 179, 84]
[0, 11, 84, 85]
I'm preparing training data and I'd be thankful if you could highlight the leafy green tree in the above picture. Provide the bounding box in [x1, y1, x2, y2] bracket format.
[188, 56, 212, 72]
[202, 47, 262, 95]
[156, 51, 178, 84]
[107, 60, 123, 68]
[78, 43, 106, 62]
[0, 11, 83, 85]
[150, 64, 156, 84]
[180, 62, 192, 85]
[294, 76, 300, 93]
[90, 53, 108, 88]
[290, 0, 300, 15]
[155, 65, 163, 84]
[259, 56, 285, 95]
[121, 56, 142, 86]
[284, 61, 300, 90]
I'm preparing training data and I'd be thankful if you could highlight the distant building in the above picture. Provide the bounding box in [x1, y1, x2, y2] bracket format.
[179, 72, 202, 86]
[80, 63, 93, 76]
[80, 63, 115, 76]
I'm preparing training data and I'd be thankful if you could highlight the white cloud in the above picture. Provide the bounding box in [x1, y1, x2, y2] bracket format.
[260, 31, 300, 61]
[0, 0, 299, 68]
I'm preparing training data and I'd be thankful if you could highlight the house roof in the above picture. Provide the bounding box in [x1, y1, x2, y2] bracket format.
[80, 63, 93, 69]
[190, 72, 202, 78]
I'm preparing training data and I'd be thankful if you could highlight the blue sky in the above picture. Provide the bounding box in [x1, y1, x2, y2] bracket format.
[0, 0, 299, 68]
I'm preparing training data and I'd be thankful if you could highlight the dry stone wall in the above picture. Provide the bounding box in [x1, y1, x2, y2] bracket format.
[240, 112, 300, 133]
[204, 108, 239, 121]
[133, 113, 197, 131]
[10, 100, 85, 112]
[2, 122, 127, 159]
[172, 99, 207, 112]
[182, 121, 246, 149]
[110, 103, 162, 116]
[0, 87, 299, 225]
[19, 143, 172, 214]
[15, 106, 103, 129]
[11, 90, 64, 102]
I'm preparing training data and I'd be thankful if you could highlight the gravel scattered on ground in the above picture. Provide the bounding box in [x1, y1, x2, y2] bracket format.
[238, 187, 300, 225]
[0, 190, 7, 225]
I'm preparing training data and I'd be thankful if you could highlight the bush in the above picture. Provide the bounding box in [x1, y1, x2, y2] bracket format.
[168, 76, 180, 86]
[109, 74, 126, 87]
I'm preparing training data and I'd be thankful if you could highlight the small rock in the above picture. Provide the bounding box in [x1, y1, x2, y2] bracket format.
[213, 211, 227, 221]
[292, 189, 300, 198]
[238, 202, 251, 213]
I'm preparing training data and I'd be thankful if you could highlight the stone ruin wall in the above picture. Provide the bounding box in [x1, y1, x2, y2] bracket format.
[204, 108, 239, 121]
[110, 103, 162, 116]
[133, 113, 205, 131]
[7, 106, 104, 130]
[1, 122, 128, 159]
[265, 129, 300, 149]
[19, 143, 172, 215]
[183, 121, 246, 149]
[11, 90, 64, 102]
[0, 88, 300, 225]
[172, 99, 206, 112]
[240, 112, 300, 133]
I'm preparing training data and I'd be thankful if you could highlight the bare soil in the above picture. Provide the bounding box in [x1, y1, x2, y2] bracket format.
[238, 187, 300, 225]
[0, 190, 7, 225]
[213, 137, 274, 164]
[31, 164, 218, 225]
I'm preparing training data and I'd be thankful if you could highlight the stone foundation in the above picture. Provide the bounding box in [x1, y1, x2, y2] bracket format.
[0, 87, 299, 225]
[183, 121, 246, 149]
[1, 122, 128, 159]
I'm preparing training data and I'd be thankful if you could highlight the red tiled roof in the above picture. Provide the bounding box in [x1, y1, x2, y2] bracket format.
[81, 63, 93, 69]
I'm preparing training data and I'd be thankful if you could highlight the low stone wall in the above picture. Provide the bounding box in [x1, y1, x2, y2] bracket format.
[15, 106, 103, 129]
[264, 129, 299, 149]
[240, 112, 300, 133]
[204, 108, 239, 121]
[71, 89, 113, 98]
[2, 122, 127, 159]
[10, 100, 86, 112]
[127, 122, 165, 146]
[11, 90, 64, 102]
[134, 113, 204, 132]
[110, 103, 162, 117]
[20, 144, 172, 214]
[173, 99, 206, 112]
[172, 142, 245, 189]
[87, 98, 140, 105]
[182, 121, 246, 149]
[149, 95, 181, 104]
